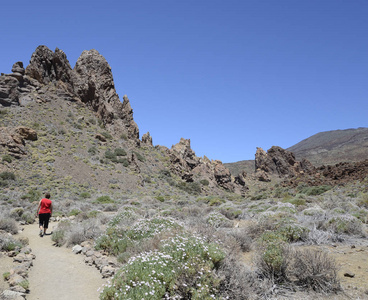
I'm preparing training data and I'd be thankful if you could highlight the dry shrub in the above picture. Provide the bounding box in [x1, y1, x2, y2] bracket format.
[230, 228, 253, 252]
[290, 248, 341, 293]
[217, 253, 274, 300]
[66, 219, 103, 246]
[51, 220, 71, 246]
[0, 217, 18, 234]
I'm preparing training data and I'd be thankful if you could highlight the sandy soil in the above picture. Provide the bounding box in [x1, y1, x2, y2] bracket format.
[18, 222, 106, 300]
[0, 253, 13, 292]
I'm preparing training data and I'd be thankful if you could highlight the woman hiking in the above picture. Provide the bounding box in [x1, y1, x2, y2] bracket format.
[36, 192, 53, 237]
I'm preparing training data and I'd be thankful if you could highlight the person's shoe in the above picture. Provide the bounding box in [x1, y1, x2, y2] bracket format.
[39, 230, 43, 237]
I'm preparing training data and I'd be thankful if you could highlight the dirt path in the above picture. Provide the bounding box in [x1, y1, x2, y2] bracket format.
[19, 222, 106, 300]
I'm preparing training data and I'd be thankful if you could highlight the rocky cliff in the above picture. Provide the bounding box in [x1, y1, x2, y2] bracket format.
[1, 45, 139, 144]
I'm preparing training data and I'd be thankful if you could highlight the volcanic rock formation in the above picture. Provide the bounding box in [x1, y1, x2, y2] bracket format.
[255, 146, 315, 178]
[2, 45, 140, 144]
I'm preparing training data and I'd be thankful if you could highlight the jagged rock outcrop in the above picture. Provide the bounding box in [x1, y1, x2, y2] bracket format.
[72, 49, 139, 141]
[168, 138, 244, 192]
[15, 127, 37, 141]
[255, 146, 315, 179]
[234, 171, 247, 186]
[25, 46, 73, 86]
[142, 132, 153, 146]
[0, 127, 37, 158]
[2, 46, 140, 143]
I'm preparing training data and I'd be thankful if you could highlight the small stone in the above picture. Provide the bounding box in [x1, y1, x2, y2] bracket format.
[101, 265, 115, 278]
[8, 274, 24, 287]
[344, 272, 355, 278]
[1, 289, 25, 300]
[85, 250, 95, 257]
[72, 245, 83, 254]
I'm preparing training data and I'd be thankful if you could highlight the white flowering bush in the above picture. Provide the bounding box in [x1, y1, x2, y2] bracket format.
[95, 217, 182, 255]
[99, 235, 225, 299]
[206, 212, 232, 228]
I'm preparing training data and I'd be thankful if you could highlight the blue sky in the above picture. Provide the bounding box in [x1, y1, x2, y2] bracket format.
[1, 1, 367, 163]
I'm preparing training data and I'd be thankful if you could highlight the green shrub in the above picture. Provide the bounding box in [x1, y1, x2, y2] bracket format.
[105, 150, 116, 160]
[3, 272, 10, 281]
[277, 224, 308, 242]
[0, 238, 22, 252]
[95, 196, 114, 204]
[177, 181, 201, 195]
[21, 189, 41, 203]
[68, 209, 81, 216]
[101, 131, 113, 139]
[300, 185, 332, 196]
[133, 151, 145, 162]
[155, 196, 165, 202]
[2, 154, 12, 163]
[220, 207, 242, 219]
[18, 280, 29, 290]
[88, 146, 98, 155]
[0, 171, 16, 180]
[250, 193, 268, 201]
[200, 179, 210, 186]
[324, 215, 363, 235]
[114, 148, 127, 156]
[357, 193, 368, 208]
[80, 192, 91, 199]
[197, 196, 225, 206]
[352, 209, 368, 224]
[255, 231, 290, 282]
[287, 197, 306, 207]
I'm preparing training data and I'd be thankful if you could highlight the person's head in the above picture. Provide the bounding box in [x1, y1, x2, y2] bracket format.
[45, 192, 51, 199]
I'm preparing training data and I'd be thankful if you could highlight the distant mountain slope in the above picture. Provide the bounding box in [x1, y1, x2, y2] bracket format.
[225, 127, 368, 175]
[224, 160, 255, 177]
[287, 127, 368, 166]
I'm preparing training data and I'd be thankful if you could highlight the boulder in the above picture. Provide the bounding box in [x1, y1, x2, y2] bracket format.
[11, 62, 25, 75]
[15, 127, 37, 141]
[0, 127, 27, 158]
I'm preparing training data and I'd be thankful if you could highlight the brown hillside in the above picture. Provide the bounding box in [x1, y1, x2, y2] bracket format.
[287, 127, 368, 166]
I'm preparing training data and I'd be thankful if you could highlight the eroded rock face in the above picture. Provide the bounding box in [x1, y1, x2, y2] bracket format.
[0, 127, 27, 158]
[255, 146, 315, 178]
[25, 46, 73, 85]
[0, 76, 19, 106]
[15, 127, 37, 141]
[72, 49, 139, 141]
[168, 138, 242, 192]
[142, 132, 153, 146]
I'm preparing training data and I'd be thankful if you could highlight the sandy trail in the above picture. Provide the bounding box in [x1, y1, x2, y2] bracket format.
[19, 222, 106, 300]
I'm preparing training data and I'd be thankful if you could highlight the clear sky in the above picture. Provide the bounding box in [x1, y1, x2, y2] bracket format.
[1, 1, 367, 163]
